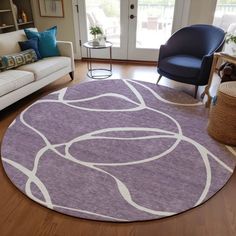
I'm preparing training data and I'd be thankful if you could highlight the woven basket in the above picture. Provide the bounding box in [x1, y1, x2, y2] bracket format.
[207, 81, 236, 146]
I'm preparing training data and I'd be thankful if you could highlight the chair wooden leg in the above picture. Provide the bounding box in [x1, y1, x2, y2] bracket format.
[194, 85, 198, 99]
[200, 91, 205, 99]
[156, 75, 162, 85]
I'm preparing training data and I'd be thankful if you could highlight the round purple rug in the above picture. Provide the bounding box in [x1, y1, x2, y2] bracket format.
[1, 79, 236, 222]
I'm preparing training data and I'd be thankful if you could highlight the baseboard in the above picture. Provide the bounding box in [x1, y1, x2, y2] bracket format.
[79, 58, 157, 66]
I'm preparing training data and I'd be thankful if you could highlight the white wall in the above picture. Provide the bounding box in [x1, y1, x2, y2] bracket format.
[172, 0, 218, 33]
[188, 0, 217, 25]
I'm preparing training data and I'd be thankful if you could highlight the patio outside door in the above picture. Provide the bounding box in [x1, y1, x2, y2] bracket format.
[77, 0, 190, 61]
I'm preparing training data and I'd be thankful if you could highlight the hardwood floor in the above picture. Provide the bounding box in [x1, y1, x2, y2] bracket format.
[0, 61, 236, 236]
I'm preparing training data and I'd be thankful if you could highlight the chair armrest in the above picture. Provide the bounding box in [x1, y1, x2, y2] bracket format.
[158, 44, 172, 62]
[158, 43, 182, 63]
[197, 54, 214, 85]
[57, 41, 75, 71]
[158, 44, 165, 62]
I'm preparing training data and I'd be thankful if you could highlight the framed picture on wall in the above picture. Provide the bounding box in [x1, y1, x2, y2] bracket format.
[39, 0, 64, 18]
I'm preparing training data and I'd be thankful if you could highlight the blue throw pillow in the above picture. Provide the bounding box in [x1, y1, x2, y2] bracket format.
[0, 57, 6, 71]
[24, 26, 60, 58]
[18, 38, 42, 59]
[1, 49, 38, 70]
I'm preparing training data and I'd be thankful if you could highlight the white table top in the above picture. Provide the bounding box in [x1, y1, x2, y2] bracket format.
[83, 41, 112, 49]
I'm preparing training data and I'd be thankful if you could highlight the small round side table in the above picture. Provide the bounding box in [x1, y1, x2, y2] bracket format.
[83, 41, 112, 79]
[207, 81, 236, 146]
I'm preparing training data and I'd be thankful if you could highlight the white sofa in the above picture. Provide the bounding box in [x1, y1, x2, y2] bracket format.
[0, 29, 75, 111]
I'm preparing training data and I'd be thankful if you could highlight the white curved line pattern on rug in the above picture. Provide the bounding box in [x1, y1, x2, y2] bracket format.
[1, 79, 236, 222]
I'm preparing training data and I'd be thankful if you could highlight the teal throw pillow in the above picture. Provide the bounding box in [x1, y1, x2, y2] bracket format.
[24, 26, 60, 58]
[1, 49, 38, 70]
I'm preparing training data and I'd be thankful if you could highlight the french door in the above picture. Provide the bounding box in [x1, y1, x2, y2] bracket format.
[77, 0, 190, 61]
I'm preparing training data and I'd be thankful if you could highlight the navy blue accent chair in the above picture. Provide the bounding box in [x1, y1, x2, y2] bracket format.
[157, 24, 225, 98]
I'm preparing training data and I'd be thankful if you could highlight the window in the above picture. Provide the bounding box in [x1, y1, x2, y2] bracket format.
[213, 0, 236, 30]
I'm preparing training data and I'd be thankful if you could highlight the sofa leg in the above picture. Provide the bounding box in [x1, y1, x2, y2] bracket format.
[69, 72, 74, 80]
[156, 75, 162, 85]
[194, 85, 198, 99]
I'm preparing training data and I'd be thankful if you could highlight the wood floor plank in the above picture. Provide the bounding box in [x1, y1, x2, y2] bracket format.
[0, 61, 235, 236]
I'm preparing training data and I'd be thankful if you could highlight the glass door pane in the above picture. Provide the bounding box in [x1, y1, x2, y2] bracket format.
[78, 0, 186, 60]
[136, 0, 175, 49]
[85, 0, 121, 47]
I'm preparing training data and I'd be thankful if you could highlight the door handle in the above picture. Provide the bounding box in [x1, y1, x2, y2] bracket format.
[130, 15, 136, 19]
[75, 4, 79, 13]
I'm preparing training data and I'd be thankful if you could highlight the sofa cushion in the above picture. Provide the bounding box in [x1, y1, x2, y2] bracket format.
[0, 70, 34, 97]
[2, 49, 38, 70]
[24, 26, 60, 58]
[0, 30, 27, 56]
[16, 56, 71, 81]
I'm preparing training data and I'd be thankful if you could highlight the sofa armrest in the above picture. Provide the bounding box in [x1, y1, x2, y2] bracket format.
[57, 41, 75, 71]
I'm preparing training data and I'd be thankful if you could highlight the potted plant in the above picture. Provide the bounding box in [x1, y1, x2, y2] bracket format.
[89, 26, 103, 46]
[225, 33, 236, 56]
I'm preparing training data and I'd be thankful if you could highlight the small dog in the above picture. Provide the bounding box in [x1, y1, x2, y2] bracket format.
[218, 62, 236, 82]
